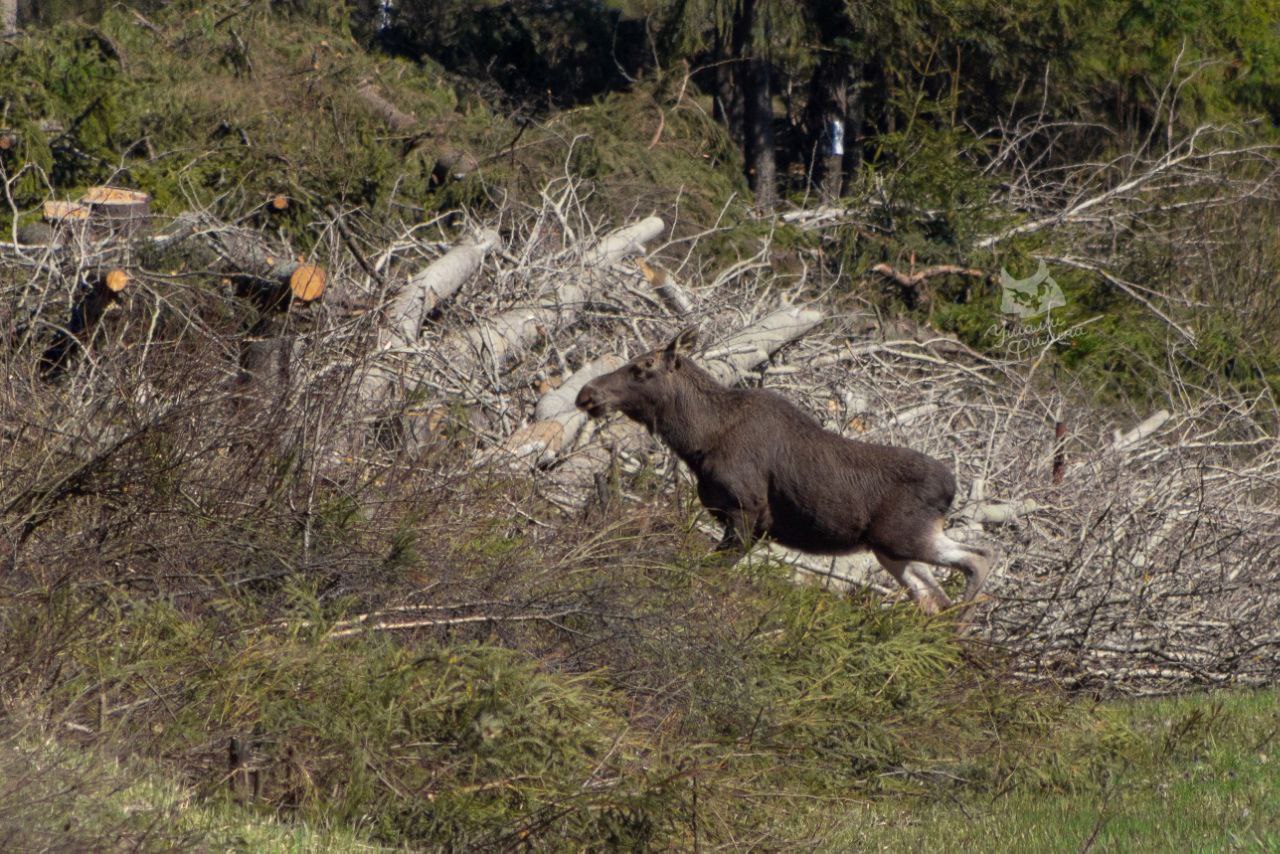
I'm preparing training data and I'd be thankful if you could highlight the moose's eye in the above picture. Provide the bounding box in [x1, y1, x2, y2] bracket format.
[632, 357, 655, 377]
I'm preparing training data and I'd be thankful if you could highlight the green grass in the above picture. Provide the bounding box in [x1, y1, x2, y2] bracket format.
[801, 689, 1280, 851]
[0, 732, 389, 852]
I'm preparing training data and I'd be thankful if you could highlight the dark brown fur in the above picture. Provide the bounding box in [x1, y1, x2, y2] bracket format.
[576, 328, 992, 613]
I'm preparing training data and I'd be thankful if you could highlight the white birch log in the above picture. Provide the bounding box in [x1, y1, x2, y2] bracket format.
[1110, 410, 1170, 453]
[700, 306, 824, 383]
[638, 259, 695, 315]
[581, 216, 665, 266]
[357, 229, 499, 409]
[388, 229, 499, 349]
[440, 217, 665, 373]
[482, 354, 624, 466]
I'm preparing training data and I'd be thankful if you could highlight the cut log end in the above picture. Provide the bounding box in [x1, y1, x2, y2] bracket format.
[638, 258, 665, 285]
[289, 264, 326, 302]
[43, 200, 90, 222]
[103, 268, 130, 293]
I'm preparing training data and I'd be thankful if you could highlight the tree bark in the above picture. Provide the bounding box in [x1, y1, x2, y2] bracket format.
[438, 216, 665, 373]
[81, 186, 151, 237]
[397, 217, 664, 451]
[700, 305, 822, 384]
[840, 64, 866, 192]
[806, 58, 845, 201]
[734, 0, 776, 211]
[711, 37, 742, 141]
[2, 0, 17, 33]
[356, 78, 417, 133]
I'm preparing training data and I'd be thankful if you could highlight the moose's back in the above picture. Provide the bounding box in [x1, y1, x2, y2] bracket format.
[698, 387, 957, 555]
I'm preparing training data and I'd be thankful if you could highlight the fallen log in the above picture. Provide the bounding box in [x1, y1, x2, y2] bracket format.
[356, 228, 500, 410]
[356, 78, 417, 133]
[387, 229, 500, 349]
[1111, 410, 1170, 453]
[700, 305, 824, 383]
[638, 258, 694, 315]
[233, 262, 326, 310]
[396, 217, 663, 451]
[198, 223, 328, 308]
[868, 262, 986, 288]
[440, 216, 664, 374]
[482, 354, 624, 466]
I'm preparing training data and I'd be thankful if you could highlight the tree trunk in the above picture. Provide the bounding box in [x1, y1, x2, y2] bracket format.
[841, 64, 866, 193]
[742, 58, 776, 210]
[40, 269, 129, 378]
[711, 37, 742, 141]
[2, 0, 17, 33]
[806, 59, 847, 202]
[733, 0, 776, 211]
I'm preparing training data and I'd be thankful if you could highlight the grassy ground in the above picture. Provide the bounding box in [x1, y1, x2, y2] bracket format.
[808, 689, 1280, 852]
[7, 687, 1275, 851]
[0, 732, 387, 852]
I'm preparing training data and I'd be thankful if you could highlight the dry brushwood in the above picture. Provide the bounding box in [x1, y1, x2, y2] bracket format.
[3, 145, 1278, 696]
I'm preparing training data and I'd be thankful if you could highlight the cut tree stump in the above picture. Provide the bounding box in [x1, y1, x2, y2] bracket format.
[41, 200, 91, 241]
[82, 186, 151, 236]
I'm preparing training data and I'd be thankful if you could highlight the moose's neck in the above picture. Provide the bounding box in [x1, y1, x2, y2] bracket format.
[651, 363, 735, 469]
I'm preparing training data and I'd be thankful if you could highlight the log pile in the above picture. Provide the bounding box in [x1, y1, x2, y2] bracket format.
[2, 187, 1277, 697]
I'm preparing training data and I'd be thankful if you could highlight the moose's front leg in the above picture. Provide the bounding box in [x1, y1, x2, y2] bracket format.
[711, 511, 753, 554]
[698, 475, 769, 557]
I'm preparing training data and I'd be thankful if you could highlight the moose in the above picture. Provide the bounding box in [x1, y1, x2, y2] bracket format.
[575, 327, 992, 614]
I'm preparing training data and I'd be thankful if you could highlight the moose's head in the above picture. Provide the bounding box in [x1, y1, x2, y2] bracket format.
[575, 326, 700, 422]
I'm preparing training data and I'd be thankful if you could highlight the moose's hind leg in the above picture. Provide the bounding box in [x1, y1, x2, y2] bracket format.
[873, 551, 952, 615]
[920, 520, 992, 603]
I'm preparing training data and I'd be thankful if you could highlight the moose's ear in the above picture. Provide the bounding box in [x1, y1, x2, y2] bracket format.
[663, 325, 699, 365]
